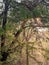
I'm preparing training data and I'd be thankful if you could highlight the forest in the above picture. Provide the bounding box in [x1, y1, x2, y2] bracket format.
[0, 0, 49, 65]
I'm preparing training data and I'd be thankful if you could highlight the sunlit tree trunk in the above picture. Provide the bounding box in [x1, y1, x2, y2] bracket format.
[26, 42, 29, 65]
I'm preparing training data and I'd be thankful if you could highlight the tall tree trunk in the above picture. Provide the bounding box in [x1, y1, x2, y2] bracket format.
[1, 0, 9, 62]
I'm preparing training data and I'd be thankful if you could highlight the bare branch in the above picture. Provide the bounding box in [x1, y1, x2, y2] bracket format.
[21, 0, 42, 10]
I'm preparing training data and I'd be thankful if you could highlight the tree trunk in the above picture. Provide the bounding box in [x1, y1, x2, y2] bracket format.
[26, 43, 29, 65]
[1, 0, 9, 61]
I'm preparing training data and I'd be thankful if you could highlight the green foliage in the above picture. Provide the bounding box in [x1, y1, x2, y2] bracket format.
[0, 1, 49, 65]
[9, 4, 33, 23]
[8, 3, 49, 25]
[0, 27, 5, 36]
